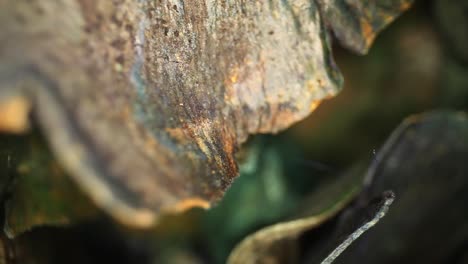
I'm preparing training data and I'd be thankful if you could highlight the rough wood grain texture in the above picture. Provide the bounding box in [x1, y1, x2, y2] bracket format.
[0, 0, 412, 227]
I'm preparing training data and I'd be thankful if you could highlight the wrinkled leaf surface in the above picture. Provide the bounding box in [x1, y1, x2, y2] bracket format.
[0, 0, 412, 226]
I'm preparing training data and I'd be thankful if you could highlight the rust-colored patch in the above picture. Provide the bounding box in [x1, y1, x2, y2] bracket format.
[399, 2, 412, 12]
[165, 197, 211, 214]
[0, 97, 31, 133]
[309, 100, 321, 112]
[229, 70, 239, 84]
[166, 127, 190, 144]
[381, 13, 396, 25]
[360, 18, 376, 48]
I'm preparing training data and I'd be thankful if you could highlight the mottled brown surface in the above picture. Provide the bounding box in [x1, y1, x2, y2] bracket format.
[0, 0, 412, 226]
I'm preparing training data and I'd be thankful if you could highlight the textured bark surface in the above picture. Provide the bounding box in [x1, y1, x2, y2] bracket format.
[0, 0, 411, 226]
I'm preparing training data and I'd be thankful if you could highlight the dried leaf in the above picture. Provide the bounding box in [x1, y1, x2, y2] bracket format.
[228, 111, 468, 264]
[0, 0, 412, 227]
[332, 111, 468, 264]
[317, 0, 412, 54]
[228, 112, 468, 264]
[318, 191, 394, 264]
[227, 166, 365, 264]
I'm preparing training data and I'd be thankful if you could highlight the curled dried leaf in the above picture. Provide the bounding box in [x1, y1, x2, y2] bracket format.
[227, 167, 364, 264]
[336, 111, 468, 263]
[0, 0, 412, 226]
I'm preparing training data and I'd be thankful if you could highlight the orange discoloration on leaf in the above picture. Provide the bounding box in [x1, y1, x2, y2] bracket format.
[229, 71, 239, 84]
[165, 197, 211, 213]
[0, 97, 31, 133]
[166, 127, 190, 144]
[310, 100, 321, 112]
[400, 2, 412, 12]
[360, 18, 376, 48]
[114, 209, 156, 228]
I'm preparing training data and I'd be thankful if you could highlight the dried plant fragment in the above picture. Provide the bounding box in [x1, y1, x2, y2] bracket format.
[317, 0, 413, 54]
[334, 111, 468, 264]
[227, 168, 364, 264]
[320, 191, 394, 264]
[0, 0, 412, 227]
[0, 97, 30, 133]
